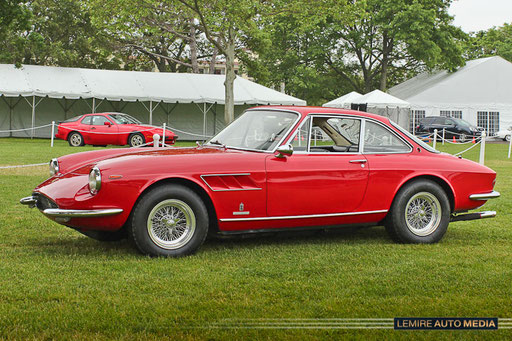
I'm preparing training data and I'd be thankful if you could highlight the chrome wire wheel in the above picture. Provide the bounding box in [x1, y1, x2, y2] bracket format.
[404, 192, 442, 236]
[69, 133, 82, 146]
[130, 134, 144, 147]
[147, 199, 196, 250]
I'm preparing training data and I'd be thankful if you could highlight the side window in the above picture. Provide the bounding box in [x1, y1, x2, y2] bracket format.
[363, 121, 411, 154]
[81, 116, 92, 125]
[433, 117, 445, 125]
[91, 115, 111, 126]
[290, 117, 310, 152]
[310, 117, 360, 153]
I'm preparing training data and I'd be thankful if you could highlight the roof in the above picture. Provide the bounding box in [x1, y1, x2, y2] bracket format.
[388, 56, 512, 107]
[0, 64, 306, 106]
[322, 91, 362, 108]
[356, 89, 410, 108]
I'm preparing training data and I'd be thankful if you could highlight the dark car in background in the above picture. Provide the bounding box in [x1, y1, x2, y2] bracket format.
[415, 117, 483, 142]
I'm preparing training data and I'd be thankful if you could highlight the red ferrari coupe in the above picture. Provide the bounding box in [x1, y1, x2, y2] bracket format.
[21, 106, 500, 257]
[55, 112, 177, 147]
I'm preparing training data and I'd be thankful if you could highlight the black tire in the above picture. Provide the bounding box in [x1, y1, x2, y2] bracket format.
[385, 180, 450, 244]
[77, 229, 126, 242]
[459, 134, 467, 142]
[68, 131, 84, 147]
[128, 133, 145, 147]
[130, 184, 209, 257]
[505, 135, 511, 142]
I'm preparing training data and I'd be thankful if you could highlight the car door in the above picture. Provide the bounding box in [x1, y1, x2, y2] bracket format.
[87, 115, 118, 145]
[358, 119, 414, 212]
[265, 115, 369, 217]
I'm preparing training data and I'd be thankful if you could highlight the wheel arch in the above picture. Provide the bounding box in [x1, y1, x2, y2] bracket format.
[393, 175, 455, 213]
[131, 177, 219, 233]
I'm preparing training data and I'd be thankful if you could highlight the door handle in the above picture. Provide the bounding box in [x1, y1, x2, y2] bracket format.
[91, 127, 96, 130]
[349, 159, 367, 164]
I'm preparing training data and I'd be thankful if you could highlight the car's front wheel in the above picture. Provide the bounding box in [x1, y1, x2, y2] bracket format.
[459, 133, 467, 142]
[128, 133, 145, 147]
[505, 135, 511, 142]
[130, 184, 209, 257]
[385, 180, 450, 243]
[68, 132, 84, 147]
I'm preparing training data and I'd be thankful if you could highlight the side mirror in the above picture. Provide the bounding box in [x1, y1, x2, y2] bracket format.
[275, 144, 293, 158]
[104, 121, 112, 126]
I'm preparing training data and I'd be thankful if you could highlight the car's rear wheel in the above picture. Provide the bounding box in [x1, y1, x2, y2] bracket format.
[128, 133, 145, 147]
[68, 132, 84, 147]
[385, 180, 450, 243]
[130, 184, 209, 257]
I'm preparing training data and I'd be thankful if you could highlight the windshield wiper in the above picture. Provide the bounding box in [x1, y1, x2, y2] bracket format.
[208, 140, 226, 148]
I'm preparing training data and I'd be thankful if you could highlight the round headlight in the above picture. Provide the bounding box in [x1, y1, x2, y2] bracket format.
[49, 158, 59, 176]
[88, 166, 101, 195]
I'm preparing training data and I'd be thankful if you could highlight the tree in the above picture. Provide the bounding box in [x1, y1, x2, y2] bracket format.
[0, 0, 121, 69]
[175, 0, 271, 124]
[0, 1, 29, 40]
[464, 23, 512, 62]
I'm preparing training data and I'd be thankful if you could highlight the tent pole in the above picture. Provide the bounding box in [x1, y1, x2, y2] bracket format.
[149, 100, 153, 125]
[9, 97, 13, 137]
[92, 98, 96, 114]
[203, 102, 206, 137]
[31, 96, 36, 139]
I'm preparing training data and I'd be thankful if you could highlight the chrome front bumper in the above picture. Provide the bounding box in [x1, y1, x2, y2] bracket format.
[469, 191, 500, 200]
[20, 196, 123, 218]
[451, 211, 496, 222]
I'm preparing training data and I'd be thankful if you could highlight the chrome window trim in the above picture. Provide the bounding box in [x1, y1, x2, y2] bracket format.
[219, 209, 388, 222]
[362, 118, 413, 154]
[284, 113, 364, 154]
[200, 173, 262, 192]
[205, 108, 302, 154]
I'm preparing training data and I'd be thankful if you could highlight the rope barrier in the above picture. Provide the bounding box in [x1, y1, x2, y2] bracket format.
[454, 139, 483, 156]
[0, 124, 53, 133]
[0, 163, 47, 169]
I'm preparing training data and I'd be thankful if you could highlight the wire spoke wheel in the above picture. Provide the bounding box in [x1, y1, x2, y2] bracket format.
[404, 192, 442, 236]
[147, 199, 196, 250]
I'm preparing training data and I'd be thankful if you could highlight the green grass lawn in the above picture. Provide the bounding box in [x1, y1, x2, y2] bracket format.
[0, 138, 511, 340]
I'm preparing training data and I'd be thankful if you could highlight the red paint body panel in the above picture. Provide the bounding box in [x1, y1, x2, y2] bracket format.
[34, 106, 497, 234]
[55, 112, 176, 146]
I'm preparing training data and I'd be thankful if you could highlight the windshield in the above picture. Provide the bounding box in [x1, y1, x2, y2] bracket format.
[108, 113, 141, 124]
[453, 118, 477, 130]
[390, 120, 440, 153]
[207, 110, 298, 151]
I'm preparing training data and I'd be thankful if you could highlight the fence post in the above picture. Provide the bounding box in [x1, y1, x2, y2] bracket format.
[433, 129, 437, 150]
[442, 128, 445, 145]
[162, 123, 166, 147]
[479, 131, 486, 165]
[50, 121, 55, 147]
[153, 134, 160, 148]
[508, 135, 511, 159]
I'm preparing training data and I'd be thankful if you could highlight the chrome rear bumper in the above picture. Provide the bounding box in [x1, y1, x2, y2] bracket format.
[469, 191, 500, 200]
[451, 211, 496, 222]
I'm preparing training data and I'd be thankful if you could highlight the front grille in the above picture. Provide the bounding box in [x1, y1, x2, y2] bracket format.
[33, 193, 58, 210]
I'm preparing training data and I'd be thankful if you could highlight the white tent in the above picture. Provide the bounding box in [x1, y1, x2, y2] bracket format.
[322, 91, 362, 108]
[389, 56, 512, 134]
[323, 89, 410, 129]
[0, 64, 306, 139]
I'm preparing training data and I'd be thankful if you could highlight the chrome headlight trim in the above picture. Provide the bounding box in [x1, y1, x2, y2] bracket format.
[49, 158, 59, 176]
[88, 166, 102, 195]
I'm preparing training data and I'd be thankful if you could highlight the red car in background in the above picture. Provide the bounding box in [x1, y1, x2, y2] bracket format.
[55, 112, 177, 147]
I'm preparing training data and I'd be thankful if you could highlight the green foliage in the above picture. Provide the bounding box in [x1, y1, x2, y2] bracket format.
[464, 23, 512, 62]
[0, 0, 122, 69]
[0, 0, 30, 41]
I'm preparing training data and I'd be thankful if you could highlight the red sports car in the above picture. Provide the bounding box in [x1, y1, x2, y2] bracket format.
[21, 106, 500, 257]
[55, 112, 177, 147]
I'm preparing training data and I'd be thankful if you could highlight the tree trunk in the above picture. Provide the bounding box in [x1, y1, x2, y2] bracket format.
[209, 45, 218, 74]
[224, 28, 236, 124]
[189, 17, 199, 73]
[380, 33, 391, 90]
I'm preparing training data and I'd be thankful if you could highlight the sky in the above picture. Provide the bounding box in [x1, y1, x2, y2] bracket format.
[448, 0, 512, 32]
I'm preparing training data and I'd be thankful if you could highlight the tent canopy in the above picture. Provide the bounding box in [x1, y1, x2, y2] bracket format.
[322, 91, 362, 108]
[356, 89, 410, 108]
[388, 56, 512, 107]
[0, 64, 306, 106]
